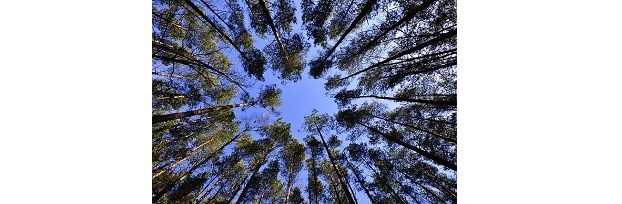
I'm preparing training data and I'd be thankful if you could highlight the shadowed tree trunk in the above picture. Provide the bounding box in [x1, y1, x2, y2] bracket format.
[257, 0, 289, 60]
[153, 101, 256, 124]
[346, 161, 376, 204]
[362, 159, 407, 204]
[313, 122, 357, 204]
[234, 146, 274, 204]
[352, 95, 456, 107]
[337, 29, 457, 82]
[181, 0, 249, 61]
[365, 112, 456, 143]
[344, 0, 438, 60]
[355, 121, 456, 171]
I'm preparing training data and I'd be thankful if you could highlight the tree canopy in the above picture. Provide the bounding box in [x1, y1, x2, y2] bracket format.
[152, 0, 456, 203]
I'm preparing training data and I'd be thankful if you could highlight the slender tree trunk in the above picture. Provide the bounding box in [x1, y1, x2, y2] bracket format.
[390, 110, 456, 126]
[235, 145, 275, 204]
[403, 173, 449, 204]
[346, 0, 437, 60]
[362, 159, 407, 204]
[257, 0, 289, 60]
[337, 29, 457, 82]
[152, 71, 191, 80]
[367, 113, 456, 143]
[153, 95, 187, 101]
[380, 61, 457, 80]
[313, 122, 357, 204]
[234, 161, 263, 204]
[354, 95, 456, 107]
[152, 53, 249, 95]
[318, 0, 377, 62]
[227, 173, 251, 203]
[194, 173, 223, 202]
[346, 161, 377, 204]
[152, 130, 246, 202]
[206, 184, 226, 203]
[284, 163, 294, 204]
[181, 0, 249, 61]
[346, 176, 359, 204]
[308, 150, 320, 204]
[355, 121, 457, 170]
[153, 101, 256, 124]
[423, 172, 457, 202]
[153, 136, 217, 179]
[381, 48, 456, 67]
[199, 0, 236, 32]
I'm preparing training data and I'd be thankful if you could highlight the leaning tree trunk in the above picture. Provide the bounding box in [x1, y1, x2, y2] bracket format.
[355, 121, 457, 171]
[152, 101, 256, 124]
[313, 122, 357, 204]
[257, 0, 289, 60]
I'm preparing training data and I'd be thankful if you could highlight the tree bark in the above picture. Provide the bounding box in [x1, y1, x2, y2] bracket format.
[362, 159, 407, 204]
[313, 122, 357, 204]
[181, 0, 249, 61]
[380, 61, 457, 81]
[356, 121, 457, 171]
[152, 130, 246, 202]
[235, 142, 274, 204]
[257, 0, 289, 60]
[153, 136, 217, 179]
[367, 113, 456, 143]
[402, 173, 449, 203]
[318, 0, 377, 62]
[227, 173, 252, 203]
[153, 95, 187, 101]
[284, 162, 294, 204]
[337, 29, 457, 82]
[152, 53, 249, 95]
[346, 161, 377, 204]
[199, 0, 236, 32]
[354, 95, 456, 107]
[346, 0, 437, 60]
[153, 101, 256, 124]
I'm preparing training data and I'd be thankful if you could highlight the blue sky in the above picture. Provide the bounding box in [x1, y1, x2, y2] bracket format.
[227, 0, 374, 202]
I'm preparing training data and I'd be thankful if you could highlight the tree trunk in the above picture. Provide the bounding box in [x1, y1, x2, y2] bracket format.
[404, 173, 449, 204]
[346, 0, 437, 60]
[153, 101, 256, 124]
[337, 29, 456, 82]
[152, 71, 191, 80]
[199, 0, 236, 32]
[153, 95, 187, 101]
[152, 53, 249, 95]
[367, 113, 456, 143]
[152, 130, 246, 202]
[152, 136, 217, 179]
[181, 0, 249, 61]
[257, 0, 289, 60]
[308, 149, 320, 204]
[380, 61, 457, 81]
[318, 0, 377, 62]
[227, 173, 251, 203]
[356, 121, 457, 171]
[235, 145, 275, 204]
[362, 159, 407, 204]
[354, 95, 456, 107]
[313, 122, 357, 204]
[284, 163, 294, 204]
[346, 161, 377, 204]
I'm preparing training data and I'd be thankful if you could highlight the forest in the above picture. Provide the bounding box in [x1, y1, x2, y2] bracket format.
[152, 0, 456, 203]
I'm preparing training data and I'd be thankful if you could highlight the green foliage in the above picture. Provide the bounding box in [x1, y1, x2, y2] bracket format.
[258, 84, 283, 111]
[265, 33, 309, 82]
[153, 0, 457, 202]
[290, 187, 306, 204]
